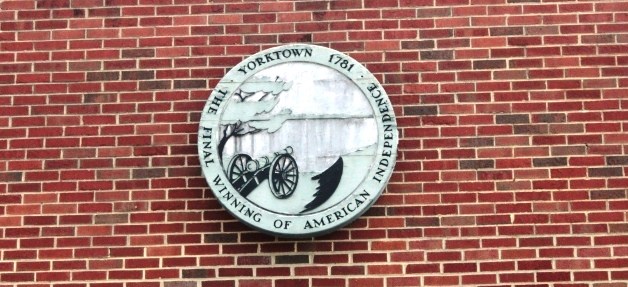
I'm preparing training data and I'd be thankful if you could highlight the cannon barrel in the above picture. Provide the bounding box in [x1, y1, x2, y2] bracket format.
[246, 146, 293, 172]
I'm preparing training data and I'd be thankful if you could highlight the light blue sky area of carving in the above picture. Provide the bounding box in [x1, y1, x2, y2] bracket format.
[221, 62, 378, 173]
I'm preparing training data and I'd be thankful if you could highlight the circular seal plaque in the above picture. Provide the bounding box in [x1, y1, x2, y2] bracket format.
[198, 44, 398, 238]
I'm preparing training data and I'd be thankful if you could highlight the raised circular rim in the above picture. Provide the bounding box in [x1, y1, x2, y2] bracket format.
[198, 44, 398, 238]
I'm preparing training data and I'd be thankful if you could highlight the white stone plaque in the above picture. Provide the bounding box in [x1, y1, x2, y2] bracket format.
[198, 44, 398, 237]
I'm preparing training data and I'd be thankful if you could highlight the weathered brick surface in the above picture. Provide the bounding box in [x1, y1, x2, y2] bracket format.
[0, 0, 627, 286]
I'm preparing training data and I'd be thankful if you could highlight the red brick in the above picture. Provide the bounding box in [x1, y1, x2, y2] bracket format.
[423, 275, 459, 286]
[348, 278, 383, 287]
[0, 2, 625, 285]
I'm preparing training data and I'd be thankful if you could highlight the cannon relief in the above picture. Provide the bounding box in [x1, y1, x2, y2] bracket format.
[226, 146, 299, 199]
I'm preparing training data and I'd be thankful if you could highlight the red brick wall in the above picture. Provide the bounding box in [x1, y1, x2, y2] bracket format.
[1, 0, 627, 286]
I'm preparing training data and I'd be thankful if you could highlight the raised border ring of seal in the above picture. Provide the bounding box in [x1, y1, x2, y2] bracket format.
[198, 44, 398, 238]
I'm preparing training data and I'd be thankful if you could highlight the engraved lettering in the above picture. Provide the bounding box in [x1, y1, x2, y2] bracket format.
[207, 89, 227, 114]
[303, 190, 371, 230]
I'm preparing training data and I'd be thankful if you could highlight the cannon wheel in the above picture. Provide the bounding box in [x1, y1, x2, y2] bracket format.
[227, 154, 252, 184]
[269, 154, 299, 199]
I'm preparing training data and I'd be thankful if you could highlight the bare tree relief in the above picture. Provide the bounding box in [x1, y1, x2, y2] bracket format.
[217, 77, 293, 162]
[217, 121, 261, 161]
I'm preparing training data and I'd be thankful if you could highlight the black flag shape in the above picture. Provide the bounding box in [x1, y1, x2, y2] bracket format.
[301, 157, 343, 213]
